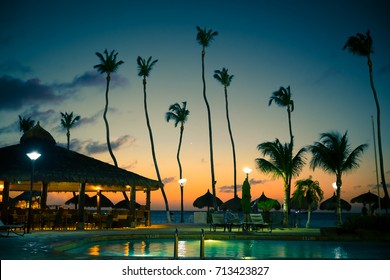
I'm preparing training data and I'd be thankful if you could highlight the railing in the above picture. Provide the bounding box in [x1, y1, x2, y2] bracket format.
[173, 228, 205, 259]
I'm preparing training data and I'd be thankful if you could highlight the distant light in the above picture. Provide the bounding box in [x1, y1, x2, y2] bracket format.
[243, 167, 252, 174]
[178, 178, 187, 186]
[27, 151, 41, 161]
[332, 182, 338, 190]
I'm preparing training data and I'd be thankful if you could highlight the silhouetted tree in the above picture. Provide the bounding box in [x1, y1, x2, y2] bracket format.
[18, 115, 35, 133]
[256, 139, 306, 227]
[343, 30, 388, 203]
[310, 131, 367, 226]
[60, 112, 80, 150]
[214, 67, 238, 198]
[196, 26, 218, 208]
[94, 49, 124, 167]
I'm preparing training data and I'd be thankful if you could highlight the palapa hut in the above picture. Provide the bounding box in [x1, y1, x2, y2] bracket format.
[0, 123, 162, 229]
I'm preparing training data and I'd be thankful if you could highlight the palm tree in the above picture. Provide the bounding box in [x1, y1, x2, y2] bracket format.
[60, 112, 80, 150]
[292, 176, 323, 228]
[256, 139, 306, 227]
[309, 131, 368, 226]
[269, 86, 294, 144]
[18, 115, 35, 133]
[166, 101, 190, 223]
[196, 26, 218, 208]
[214, 67, 238, 198]
[343, 30, 389, 203]
[137, 56, 171, 221]
[94, 49, 124, 167]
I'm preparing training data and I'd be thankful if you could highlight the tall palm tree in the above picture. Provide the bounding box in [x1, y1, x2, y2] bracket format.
[292, 176, 323, 228]
[214, 67, 238, 198]
[166, 101, 190, 223]
[269, 86, 294, 144]
[137, 56, 171, 221]
[60, 112, 80, 150]
[343, 30, 389, 202]
[310, 131, 367, 226]
[196, 26, 218, 208]
[94, 49, 124, 167]
[256, 139, 306, 227]
[18, 115, 35, 133]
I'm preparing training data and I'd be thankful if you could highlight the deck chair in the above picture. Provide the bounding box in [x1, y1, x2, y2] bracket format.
[249, 213, 272, 232]
[226, 212, 243, 232]
[210, 213, 227, 232]
[0, 220, 25, 237]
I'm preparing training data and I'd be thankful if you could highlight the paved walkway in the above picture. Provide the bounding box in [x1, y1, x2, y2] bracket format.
[0, 224, 321, 259]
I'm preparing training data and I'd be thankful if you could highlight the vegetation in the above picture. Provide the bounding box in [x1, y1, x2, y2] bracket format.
[166, 101, 190, 223]
[94, 49, 124, 167]
[18, 115, 35, 133]
[343, 30, 389, 203]
[60, 112, 80, 150]
[292, 176, 324, 228]
[214, 67, 238, 198]
[309, 131, 368, 226]
[196, 26, 218, 209]
[137, 56, 171, 222]
[256, 139, 307, 227]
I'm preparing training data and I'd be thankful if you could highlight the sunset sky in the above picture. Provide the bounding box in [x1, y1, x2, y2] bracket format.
[1, 0, 389, 212]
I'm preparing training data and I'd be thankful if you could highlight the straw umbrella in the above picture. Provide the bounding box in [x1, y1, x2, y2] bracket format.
[193, 189, 223, 211]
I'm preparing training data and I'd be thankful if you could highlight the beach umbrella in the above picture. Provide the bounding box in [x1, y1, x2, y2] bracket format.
[90, 193, 114, 208]
[11, 191, 41, 202]
[351, 191, 379, 204]
[65, 194, 94, 207]
[220, 196, 242, 212]
[113, 199, 141, 210]
[320, 193, 351, 211]
[193, 190, 223, 210]
[255, 192, 281, 211]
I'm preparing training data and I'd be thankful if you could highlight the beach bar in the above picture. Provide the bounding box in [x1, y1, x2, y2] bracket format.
[0, 123, 162, 230]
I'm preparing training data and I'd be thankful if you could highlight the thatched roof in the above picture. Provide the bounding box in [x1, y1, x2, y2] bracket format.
[0, 123, 162, 191]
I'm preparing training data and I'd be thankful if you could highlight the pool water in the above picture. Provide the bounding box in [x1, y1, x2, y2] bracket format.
[65, 239, 390, 259]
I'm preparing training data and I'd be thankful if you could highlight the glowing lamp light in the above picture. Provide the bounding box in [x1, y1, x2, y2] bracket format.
[332, 182, 338, 190]
[27, 151, 41, 161]
[178, 178, 187, 187]
[243, 167, 252, 174]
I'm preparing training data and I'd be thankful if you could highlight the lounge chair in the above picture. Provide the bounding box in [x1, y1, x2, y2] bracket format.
[226, 212, 243, 232]
[0, 220, 25, 237]
[249, 213, 272, 232]
[210, 213, 227, 232]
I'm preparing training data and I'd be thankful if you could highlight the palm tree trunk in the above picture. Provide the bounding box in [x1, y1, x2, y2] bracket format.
[287, 107, 293, 144]
[66, 130, 70, 150]
[306, 208, 311, 228]
[103, 79, 118, 167]
[224, 86, 237, 198]
[336, 177, 342, 227]
[143, 78, 171, 222]
[283, 181, 290, 227]
[178, 125, 184, 223]
[201, 48, 217, 209]
[367, 56, 389, 202]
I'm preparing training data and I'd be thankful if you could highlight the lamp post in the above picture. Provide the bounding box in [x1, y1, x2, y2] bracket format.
[26, 151, 41, 234]
[178, 178, 187, 223]
[243, 167, 252, 180]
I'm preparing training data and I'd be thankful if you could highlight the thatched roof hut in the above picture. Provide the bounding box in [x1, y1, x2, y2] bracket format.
[0, 123, 161, 227]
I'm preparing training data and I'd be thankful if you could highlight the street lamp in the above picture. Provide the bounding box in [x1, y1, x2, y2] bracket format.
[243, 167, 252, 180]
[26, 151, 41, 233]
[178, 178, 187, 223]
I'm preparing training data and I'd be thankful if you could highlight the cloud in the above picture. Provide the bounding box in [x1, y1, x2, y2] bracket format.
[250, 178, 268, 185]
[162, 177, 175, 184]
[0, 72, 128, 112]
[71, 135, 135, 155]
[219, 184, 242, 193]
[0, 75, 65, 111]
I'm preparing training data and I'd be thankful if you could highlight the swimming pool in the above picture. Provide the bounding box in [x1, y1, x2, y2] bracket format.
[64, 238, 390, 259]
